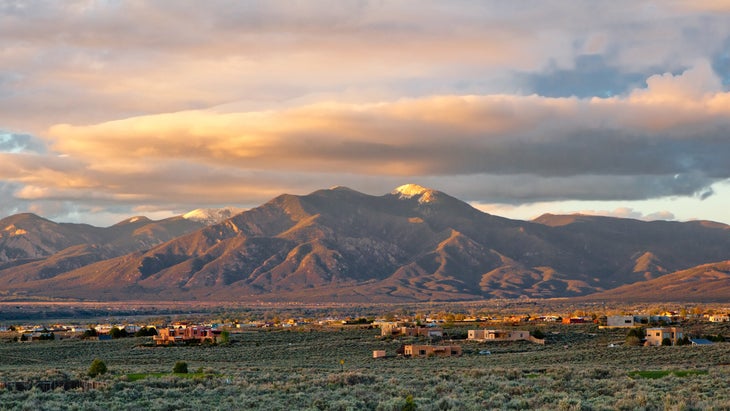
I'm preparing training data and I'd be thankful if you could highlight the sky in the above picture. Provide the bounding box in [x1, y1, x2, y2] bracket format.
[2, 0, 730, 226]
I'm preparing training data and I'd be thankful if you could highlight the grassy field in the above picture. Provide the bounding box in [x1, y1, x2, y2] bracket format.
[1, 324, 729, 410]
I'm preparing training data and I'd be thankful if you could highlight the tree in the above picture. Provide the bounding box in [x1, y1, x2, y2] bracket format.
[135, 327, 157, 337]
[110, 327, 128, 339]
[219, 330, 230, 345]
[173, 361, 188, 374]
[661, 337, 672, 346]
[531, 329, 546, 339]
[626, 328, 645, 346]
[88, 359, 107, 377]
[82, 327, 98, 339]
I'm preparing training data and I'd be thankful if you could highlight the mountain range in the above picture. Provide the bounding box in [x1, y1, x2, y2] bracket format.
[1, 184, 728, 302]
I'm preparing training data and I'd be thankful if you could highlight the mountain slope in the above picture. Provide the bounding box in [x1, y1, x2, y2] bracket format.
[3, 185, 729, 302]
[0, 214, 206, 287]
[584, 261, 730, 302]
[0, 213, 100, 265]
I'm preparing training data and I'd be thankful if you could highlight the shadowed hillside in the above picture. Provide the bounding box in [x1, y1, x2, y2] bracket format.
[2, 185, 728, 302]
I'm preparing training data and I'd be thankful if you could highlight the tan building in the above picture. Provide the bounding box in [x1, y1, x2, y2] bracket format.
[381, 324, 443, 338]
[467, 329, 530, 342]
[379, 322, 402, 336]
[709, 314, 729, 323]
[644, 327, 683, 346]
[403, 344, 462, 358]
[153, 325, 220, 345]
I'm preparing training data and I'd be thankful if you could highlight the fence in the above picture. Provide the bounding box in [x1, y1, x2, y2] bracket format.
[0, 380, 107, 392]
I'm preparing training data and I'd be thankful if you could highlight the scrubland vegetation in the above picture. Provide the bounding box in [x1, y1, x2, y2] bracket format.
[1, 322, 729, 410]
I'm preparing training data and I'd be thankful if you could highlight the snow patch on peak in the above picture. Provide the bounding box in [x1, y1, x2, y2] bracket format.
[392, 184, 438, 203]
[118, 216, 150, 225]
[183, 207, 245, 225]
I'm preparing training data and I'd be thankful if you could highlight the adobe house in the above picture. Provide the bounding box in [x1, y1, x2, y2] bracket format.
[562, 317, 591, 324]
[153, 325, 220, 345]
[709, 314, 730, 323]
[403, 344, 462, 358]
[380, 324, 443, 338]
[468, 329, 530, 342]
[644, 327, 683, 346]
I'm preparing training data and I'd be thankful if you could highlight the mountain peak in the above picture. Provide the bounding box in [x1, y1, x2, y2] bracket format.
[114, 216, 152, 226]
[392, 184, 439, 203]
[183, 207, 245, 225]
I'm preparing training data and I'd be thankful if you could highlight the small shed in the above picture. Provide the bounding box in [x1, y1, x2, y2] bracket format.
[373, 350, 387, 358]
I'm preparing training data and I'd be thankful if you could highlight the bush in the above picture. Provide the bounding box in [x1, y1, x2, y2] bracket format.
[110, 327, 128, 339]
[135, 327, 157, 337]
[402, 394, 416, 411]
[173, 361, 188, 374]
[531, 329, 546, 339]
[626, 328, 645, 346]
[626, 336, 642, 346]
[88, 358, 107, 377]
[82, 327, 98, 339]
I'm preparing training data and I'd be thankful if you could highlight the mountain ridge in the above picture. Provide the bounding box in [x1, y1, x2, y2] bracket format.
[1, 185, 729, 302]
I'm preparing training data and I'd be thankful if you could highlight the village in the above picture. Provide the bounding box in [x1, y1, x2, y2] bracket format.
[2, 303, 729, 409]
[1, 306, 727, 352]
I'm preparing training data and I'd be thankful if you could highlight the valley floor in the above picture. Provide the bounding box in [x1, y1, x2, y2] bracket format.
[1, 324, 729, 410]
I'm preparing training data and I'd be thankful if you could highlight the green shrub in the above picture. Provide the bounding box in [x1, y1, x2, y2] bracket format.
[88, 358, 107, 377]
[173, 361, 188, 374]
[110, 327, 128, 339]
[626, 328, 645, 346]
[135, 327, 157, 337]
[402, 394, 416, 411]
[82, 327, 98, 339]
[531, 329, 546, 339]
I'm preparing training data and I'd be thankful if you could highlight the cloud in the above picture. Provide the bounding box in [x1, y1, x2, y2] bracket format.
[2, 2, 730, 224]
[38, 62, 730, 207]
[576, 207, 676, 221]
[3, 1, 730, 134]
